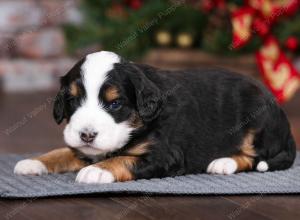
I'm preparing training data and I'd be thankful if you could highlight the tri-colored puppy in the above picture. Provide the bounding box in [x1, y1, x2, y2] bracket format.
[14, 51, 296, 184]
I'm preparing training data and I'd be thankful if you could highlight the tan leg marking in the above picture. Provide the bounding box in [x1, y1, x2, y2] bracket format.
[232, 132, 257, 172]
[34, 148, 86, 173]
[207, 132, 257, 175]
[126, 141, 152, 156]
[94, 156, 137, 182]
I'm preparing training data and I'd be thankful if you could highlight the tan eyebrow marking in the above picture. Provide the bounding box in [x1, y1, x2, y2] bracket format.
[104, 86, 119, 102]
[70, 82, 79, 96]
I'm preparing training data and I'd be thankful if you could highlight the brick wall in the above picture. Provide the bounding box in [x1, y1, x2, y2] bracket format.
[0, 0, 82, 92]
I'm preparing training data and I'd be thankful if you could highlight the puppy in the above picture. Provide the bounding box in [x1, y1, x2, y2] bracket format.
[14, 51, 296, 184]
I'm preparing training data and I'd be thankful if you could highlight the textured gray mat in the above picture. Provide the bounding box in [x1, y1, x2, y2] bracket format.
[1, 153, 300, 198]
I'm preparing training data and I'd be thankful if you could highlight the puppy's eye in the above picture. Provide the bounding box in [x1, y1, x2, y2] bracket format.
[108, 100, 122, 111]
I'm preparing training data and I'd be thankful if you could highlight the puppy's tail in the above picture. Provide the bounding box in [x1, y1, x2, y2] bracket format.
[256, 109, 296, 172]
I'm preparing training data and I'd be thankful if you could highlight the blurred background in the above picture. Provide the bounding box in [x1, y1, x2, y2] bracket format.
[0, 0, 299, 154]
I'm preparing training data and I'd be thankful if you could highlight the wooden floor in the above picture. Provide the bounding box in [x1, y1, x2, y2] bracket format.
[0, 92, 300, 220]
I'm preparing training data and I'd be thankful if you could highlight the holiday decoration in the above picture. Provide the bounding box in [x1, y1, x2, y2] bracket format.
[285, 37, 299, 51]
[201, 0, 215, 12]
[65, 0, 300, 103]
[229, 0, 300, 102]
[252, 18, 269, 37]
[125, 0, 143, 10]
[106, 3, 128, 19]
[176, 32, 194, 48]
[155, 30, 172, 47]
[201, 0, 227, 12]
[231, 0, 300, 46]
[256, 37, 300, 103]
[231, 7, 255, 49]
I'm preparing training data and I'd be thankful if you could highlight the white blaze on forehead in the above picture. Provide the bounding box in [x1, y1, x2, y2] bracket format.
[63, 51, 133, 154]
[81, 51, 120, 105]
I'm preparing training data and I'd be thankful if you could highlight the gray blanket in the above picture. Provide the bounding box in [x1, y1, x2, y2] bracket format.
[1, 153, 300, 198]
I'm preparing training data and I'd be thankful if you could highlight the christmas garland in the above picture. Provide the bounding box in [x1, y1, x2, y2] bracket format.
[64, 0, 300, 103]
[229, 0, 300, 103]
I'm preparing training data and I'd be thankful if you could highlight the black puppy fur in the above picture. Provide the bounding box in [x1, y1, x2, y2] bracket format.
[54, 59, 296, 180]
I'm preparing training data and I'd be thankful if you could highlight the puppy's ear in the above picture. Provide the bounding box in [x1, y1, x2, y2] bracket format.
[125, 63, 163, 122]
[53, 87, 66, 124]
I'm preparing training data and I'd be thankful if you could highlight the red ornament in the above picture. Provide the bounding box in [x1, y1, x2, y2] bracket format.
[127, 0, 142, 10]
[231, 7, 255, 49]
[284, 0, 300, 16]
[216, 0, 226, 10]
[256, 36, 300, 103]
[106, 3, 128, 19]
[253, 18, 269, 37]
[201, 0, 214, 12]
[202, 0, 226, 12]
[231, 0, 300, 103]
[285, 37, 299, 51]
[247, 0, 298, 22]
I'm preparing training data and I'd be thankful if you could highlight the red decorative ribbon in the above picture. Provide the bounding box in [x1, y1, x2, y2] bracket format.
[231, 0, 300, 103]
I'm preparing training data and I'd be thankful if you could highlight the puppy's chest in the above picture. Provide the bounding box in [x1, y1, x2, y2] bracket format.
[71, 147, 134, 165]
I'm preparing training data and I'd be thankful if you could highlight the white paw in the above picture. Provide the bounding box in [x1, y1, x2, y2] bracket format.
[207, 158, 238, 175]
[256, 161, 269, 172]
[14, 159, 48, 176]
[75, 166, 115, 184]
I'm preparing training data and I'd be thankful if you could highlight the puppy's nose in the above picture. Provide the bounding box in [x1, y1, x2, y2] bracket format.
[80, 131, 98, 143]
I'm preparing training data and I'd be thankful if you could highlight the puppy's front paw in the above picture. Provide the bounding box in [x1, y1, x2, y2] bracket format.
[207, 158, 238, 175]
[14, 159, 48, 176]
[75, 166, 115, 184]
